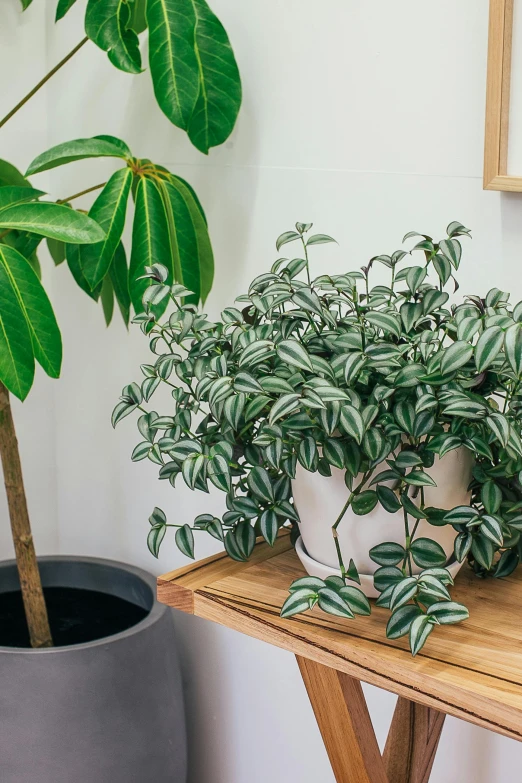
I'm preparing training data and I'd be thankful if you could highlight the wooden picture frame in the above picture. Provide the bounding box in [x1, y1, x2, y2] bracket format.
[484, 0, 522, 190]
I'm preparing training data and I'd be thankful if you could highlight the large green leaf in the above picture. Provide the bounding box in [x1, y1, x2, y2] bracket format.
[146, 0, 200, 130]
[0, 260, 34, 400]
[129, 177, 172, 314]
[26, 136, 131, 175]
[19, 0, 35, 10]
[56, 0, 79, 21]
[0, 160, 31, 188]
[0, 245, 62, 378]
[0, 186, 45, 211]
[100, 276, 115, 326]
[0, 203, 105, 243]
[66, 244, 102, 301]
[128, 0, 147, 33]
[187, 0, 242, 153]
[110, 242, 131, 325]
[85, 0, 142, 74]
[79, 168, 132, 289]
[157, 175, 214, 304]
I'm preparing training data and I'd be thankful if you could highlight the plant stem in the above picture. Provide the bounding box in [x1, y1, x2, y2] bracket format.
[301, 236, 311, 285]
[402, 502, 413, 577]
[0, 37, 89, 130]
[0, 383, 52, 647]
[57, 181, 106, 204]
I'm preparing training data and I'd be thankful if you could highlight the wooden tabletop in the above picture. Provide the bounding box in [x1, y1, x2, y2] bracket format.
[158, 534, 522, 741]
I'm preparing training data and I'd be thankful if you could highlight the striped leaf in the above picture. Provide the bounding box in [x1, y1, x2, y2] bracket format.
[147, 524, 166, 557]
[481, 481, 502, 514]
[480, 515, 503, 547]
[260, 509, 278, 546]
[505, 323, 522, 376]
[276, 339, 314, 372]
[175, 523, 195, 558]
[317, 588, 354, 618]
[338, 586, 371, 616]
[224, 529, 247, 562]
[410, 537, 446, 567]
[409, 614, 435, 656]
[487, 412, 510, 447]
[386, 605, 422, 640]
[400, 302, 423, 332]
[369, 542, 405, 567]
[298, 436, 318, 471]
[440, 340, 473, 376]
[416, 574, 450, 600]
[223, 393, 246, 429]
[247, 466, 274, 503]
[457, 315, 482, 342]
[474, 325, 504, 372]
[389, 577, 418, 611]
[235, 521, 256, 559]
[292, 288, 323, 317]
[280, 588, 317, 618]
[80, 168, 132, 289]
[427, 601, 469, 625]
[352, 490, 378, 516]
[362, 427, 385, 461]
[471, 535, 494, 570]
[339, 404, 365, 443]
[422, 289, 449, 315]
[365, 310, 401, 338]
[394, 400, 415, 434]
[376, 485, 401, 514]
[269, 393, 301, 425]
[344, 352, 366, 383]
[182, 453, 206, 488]
[404, 470, 436, 488]
[239, 340, 273, 368]
[323, 438, 345, 469]
[454, 531, 472, 562]
[439, 238, 462, 269]
[444, 399, 487, 419]
[234, 372, 263, 394]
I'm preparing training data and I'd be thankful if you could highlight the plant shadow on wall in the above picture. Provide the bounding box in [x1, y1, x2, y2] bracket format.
[0, 0, 241, 648]
[115, 221, 522, 657]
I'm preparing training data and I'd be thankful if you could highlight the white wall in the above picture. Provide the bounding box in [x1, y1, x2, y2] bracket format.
[2, 1, 522, 780]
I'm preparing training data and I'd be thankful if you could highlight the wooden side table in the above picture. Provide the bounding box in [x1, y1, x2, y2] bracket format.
[158, 534, 522, 783]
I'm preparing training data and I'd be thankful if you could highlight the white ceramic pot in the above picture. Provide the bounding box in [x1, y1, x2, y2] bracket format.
[292, 447, 473, 596]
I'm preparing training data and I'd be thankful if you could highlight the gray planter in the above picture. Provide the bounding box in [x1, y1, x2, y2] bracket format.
[0, 556, 187, 783]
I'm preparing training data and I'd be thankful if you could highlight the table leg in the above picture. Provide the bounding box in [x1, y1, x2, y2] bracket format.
[297, 656, 389, 783]
[383, 698, 445, 783]
[297, 657, 446, 783]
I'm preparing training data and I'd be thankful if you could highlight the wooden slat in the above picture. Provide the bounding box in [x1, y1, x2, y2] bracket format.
[158, 544, 522, 740]
[297, 657, 389, 783]
[484, 0, 522, 190]
[157, 534, 293, 613]
[383, 699, 445, 783]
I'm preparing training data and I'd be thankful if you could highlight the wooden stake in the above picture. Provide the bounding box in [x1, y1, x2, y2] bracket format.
[0, 383, 52, 648]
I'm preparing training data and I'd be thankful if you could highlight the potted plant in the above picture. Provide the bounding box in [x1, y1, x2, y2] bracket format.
[114, 219, 522, 658]
[0, 1, 241, 780]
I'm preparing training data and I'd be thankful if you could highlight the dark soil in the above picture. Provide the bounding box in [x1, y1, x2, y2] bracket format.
[0, 587, 148, 648]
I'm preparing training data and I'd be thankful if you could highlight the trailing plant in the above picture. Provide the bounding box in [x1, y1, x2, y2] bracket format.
[114, 219, 522, 655]
[0, 0, 241, 647]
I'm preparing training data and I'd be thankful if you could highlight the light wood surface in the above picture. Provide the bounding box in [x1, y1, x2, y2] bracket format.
[484, 0, 522, 190]
[297, 657, 389, 783]
[383, 700, 445, 783]
[158, 534, 522, 741]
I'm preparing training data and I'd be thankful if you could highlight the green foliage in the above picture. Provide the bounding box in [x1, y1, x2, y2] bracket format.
[1, 0, 241, 399]
[115, 219, 522, 656]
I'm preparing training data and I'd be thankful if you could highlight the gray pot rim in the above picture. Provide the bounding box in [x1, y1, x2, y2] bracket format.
[0, 555, 165, 656]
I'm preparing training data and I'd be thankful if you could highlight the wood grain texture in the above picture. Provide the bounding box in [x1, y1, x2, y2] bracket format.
[484, 0, 522, 190]
[297, 657, 389, 783]
[158, 541, 522, 740]
[383, 699, 445, 783]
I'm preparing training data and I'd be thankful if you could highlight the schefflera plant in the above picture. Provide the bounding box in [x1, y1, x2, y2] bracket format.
[114, 221, 522, 656]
